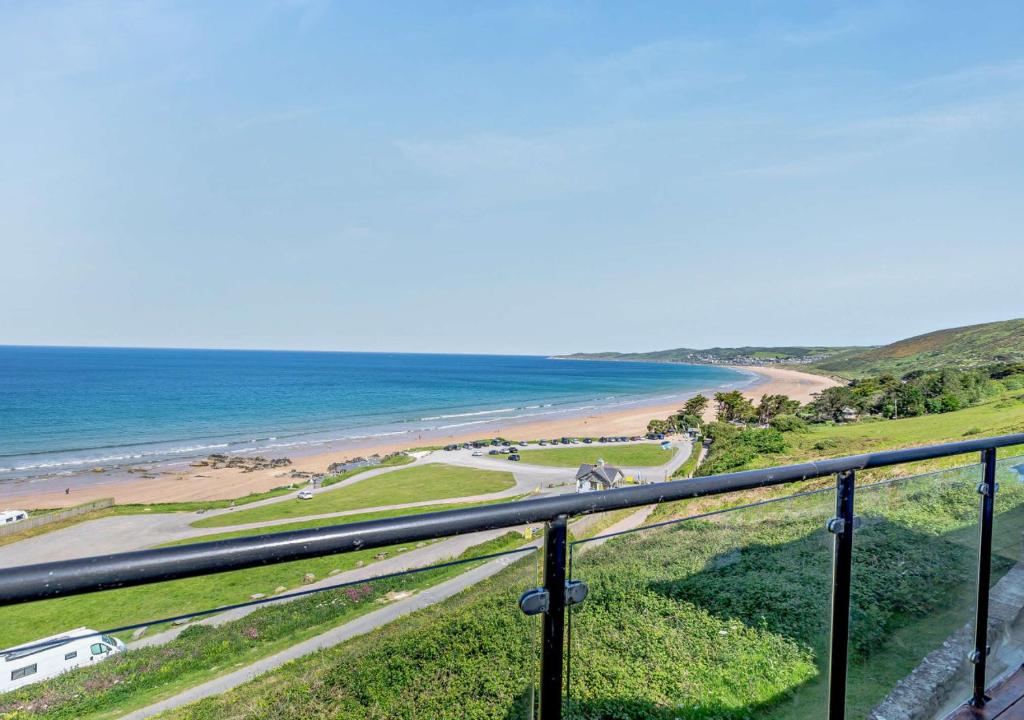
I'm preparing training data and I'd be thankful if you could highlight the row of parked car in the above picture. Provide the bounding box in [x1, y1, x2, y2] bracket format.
[442, 433, 667, 454]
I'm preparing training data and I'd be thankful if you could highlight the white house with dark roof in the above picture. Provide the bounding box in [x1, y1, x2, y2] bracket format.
[575, 461, 624, 493]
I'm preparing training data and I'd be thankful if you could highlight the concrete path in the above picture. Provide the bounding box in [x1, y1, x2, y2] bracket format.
[120, 500, 659, 719]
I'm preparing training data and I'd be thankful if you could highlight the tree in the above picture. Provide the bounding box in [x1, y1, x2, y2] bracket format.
[808, 386, 857, 422]
[714, 391, 756, 423]
[682, 394, 709, 419]
[646, 418, 670, 434]
[756, 394, 800, 424]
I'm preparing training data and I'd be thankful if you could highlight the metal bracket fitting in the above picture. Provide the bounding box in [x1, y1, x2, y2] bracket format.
[518, 588, 549, 615]
[566, 580, 589, 607]
[519, 580, 589, 615]
[969, 646, 990, 664]
[977, 482, 999, 497]
[826, 516, 862, 535]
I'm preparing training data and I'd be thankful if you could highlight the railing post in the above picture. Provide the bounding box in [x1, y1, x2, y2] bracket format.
[971, 448, 998, 707]
[539, 514, 568, 719]
[827, 469, 856, 720]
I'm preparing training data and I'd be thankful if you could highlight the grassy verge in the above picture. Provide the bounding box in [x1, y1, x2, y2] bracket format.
[671, 443, 700, 479]
[519, 443, 675, 468]
[191, 463, 516, 529]
[0, 532, 530, 720]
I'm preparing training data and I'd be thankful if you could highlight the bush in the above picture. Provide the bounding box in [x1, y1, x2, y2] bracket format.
[770, 414, 808, 433]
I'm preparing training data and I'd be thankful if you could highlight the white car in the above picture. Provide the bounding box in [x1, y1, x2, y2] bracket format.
[297, 490, 314, 500]
[472, 451, 483, 457]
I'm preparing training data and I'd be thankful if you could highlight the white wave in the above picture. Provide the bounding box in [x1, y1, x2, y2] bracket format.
[436, 419, 495, 430]
[421, 407, 516, 421]
[8, 443, 231, 472]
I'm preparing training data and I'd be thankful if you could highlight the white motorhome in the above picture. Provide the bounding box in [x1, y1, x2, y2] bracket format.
[0, 510, 28, 525]
[1, 628, 125, 693]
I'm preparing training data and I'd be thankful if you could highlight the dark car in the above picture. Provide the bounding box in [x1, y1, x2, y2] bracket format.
[508, 454, 520, 461]
[488, 449, 500, 456]
[583, 438, 593, 444]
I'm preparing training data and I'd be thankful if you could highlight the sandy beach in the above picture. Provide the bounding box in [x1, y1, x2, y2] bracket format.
[2, 366, 839, 509]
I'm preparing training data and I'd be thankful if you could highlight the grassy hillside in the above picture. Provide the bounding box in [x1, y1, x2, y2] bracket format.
[811, 318, 1024, 378]
[557, 346, 864, 365]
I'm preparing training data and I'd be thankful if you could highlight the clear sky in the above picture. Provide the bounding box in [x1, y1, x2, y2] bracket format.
[1, 1, 1022, 355]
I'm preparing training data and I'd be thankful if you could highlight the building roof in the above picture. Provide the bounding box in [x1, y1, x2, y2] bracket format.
[576, 463, 623, 485]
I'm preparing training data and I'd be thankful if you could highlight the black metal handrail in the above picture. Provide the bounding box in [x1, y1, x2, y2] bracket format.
[1, 431, 1023, 718]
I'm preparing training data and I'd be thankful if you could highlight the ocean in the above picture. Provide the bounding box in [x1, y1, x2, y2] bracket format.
[0, 346, 751, 484]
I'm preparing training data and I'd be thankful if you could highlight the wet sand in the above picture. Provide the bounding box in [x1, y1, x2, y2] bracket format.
[1, 366, 839, 508]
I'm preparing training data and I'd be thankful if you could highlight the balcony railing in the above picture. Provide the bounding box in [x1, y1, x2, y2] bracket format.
[2, 432, 1024, 719]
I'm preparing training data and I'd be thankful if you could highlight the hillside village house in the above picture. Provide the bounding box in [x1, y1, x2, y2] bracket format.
[575, 461, 624, 493]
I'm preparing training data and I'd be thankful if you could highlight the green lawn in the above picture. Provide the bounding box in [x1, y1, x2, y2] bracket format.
[191, 463, 516, 529]
[519, 443, 676, 468]
[164, 496, 527, 547]
[752, 389, 1024, 481]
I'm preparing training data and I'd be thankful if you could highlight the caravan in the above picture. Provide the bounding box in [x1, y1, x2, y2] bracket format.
[1, 628, 125, 693]
[0, 510, 27, 526]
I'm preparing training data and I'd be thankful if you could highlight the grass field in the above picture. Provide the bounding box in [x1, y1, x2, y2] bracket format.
[753, 389, 1024, 478]
[0, 532, 531, 720]
[518, 443, 676, 468]
[163, 496, 527, 547]
[191, 463, 516, 529]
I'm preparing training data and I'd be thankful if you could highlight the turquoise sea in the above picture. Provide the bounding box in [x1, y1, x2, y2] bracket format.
[0, 346, 751, 484]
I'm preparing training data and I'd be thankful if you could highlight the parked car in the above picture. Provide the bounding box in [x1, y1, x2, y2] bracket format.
[297, 490, 314, 500]
[538, 441, 548, 446]
[583, 438, 593, 444]
[472, 451, 483, 457]
[488, 450, 500, 456]
[508, 454, 520, 461]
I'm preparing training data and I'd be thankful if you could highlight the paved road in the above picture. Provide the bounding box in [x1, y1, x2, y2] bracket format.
[121, 504, 658, 719]
[0, 439, 688, 568]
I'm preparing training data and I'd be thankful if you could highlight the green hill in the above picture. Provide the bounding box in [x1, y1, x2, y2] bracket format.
[557, 346, 863, 365]
[810, 318, 1024, 378]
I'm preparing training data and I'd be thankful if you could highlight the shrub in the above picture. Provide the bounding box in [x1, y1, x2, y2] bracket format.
[770, 414, 808, 433]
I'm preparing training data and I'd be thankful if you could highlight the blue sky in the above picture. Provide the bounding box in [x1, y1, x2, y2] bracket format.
[1, 1, 1022, 354]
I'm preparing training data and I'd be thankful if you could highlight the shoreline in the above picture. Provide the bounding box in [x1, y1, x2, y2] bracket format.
[0, 366, 838, 509]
